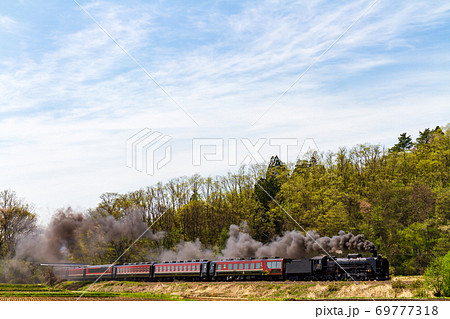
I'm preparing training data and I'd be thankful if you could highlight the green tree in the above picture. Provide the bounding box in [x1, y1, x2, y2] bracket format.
[254, 155, 288, 209]
[424, 251, 450, 297]
[416, 128, 433, 146]
[390, 132, 413, 152]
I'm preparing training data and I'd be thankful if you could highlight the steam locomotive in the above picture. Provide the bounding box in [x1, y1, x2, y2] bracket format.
[53, 251, 389, 282]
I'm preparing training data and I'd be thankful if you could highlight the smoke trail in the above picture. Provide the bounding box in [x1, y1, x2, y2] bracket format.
[220, 223, 263, 258]
[158, 223, 376, 261]
[254, 230, 376, 259]
[14, 207, 165, 263]
[158, 239, 214, 261]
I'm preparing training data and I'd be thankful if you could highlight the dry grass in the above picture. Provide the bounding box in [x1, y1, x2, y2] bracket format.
[74, 276, 437, 300]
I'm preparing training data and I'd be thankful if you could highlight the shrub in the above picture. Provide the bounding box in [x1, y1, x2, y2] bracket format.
[391, 280, 406, 289]
[424, 251, 450, 297]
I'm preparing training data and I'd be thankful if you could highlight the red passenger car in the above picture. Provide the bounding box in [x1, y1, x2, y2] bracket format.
[212, 258, 285, 280]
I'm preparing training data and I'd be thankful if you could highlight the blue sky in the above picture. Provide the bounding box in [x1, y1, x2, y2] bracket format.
[1, 0, 449, 223]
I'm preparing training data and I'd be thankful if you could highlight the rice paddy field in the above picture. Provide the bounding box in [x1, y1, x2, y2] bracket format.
[0, 276, 447, 301]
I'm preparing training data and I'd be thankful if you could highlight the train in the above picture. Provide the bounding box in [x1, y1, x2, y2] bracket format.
[52, 251, 389, 282]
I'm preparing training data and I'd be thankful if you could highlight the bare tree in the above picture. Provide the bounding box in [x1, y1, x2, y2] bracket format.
[0, 190, 36, 258]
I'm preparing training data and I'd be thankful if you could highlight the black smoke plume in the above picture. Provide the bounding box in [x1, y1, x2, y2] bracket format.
[156, 222, 376, 261]
[221, 223, 376, 259]
[14, 207, 165, 263]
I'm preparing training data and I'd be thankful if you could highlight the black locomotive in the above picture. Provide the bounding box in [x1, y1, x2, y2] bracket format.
[53, 251, 389, 282]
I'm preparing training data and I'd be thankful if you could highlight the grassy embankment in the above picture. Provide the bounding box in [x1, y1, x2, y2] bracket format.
[0, 277, 444, 301]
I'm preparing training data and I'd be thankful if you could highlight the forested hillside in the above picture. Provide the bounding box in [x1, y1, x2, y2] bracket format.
[1, 125, 449, 278]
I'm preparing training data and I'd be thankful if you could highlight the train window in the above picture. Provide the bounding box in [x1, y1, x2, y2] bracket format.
[267, 262, 272, 268]
[250, 263, 254, 269]
[233, 264, 237, 270]
[277, 262, 282, 268]
[223, 264, 227, 269]
[239, 263, 243, 270]
[256, 263, 261, 269]
[218, 265, 221, 270]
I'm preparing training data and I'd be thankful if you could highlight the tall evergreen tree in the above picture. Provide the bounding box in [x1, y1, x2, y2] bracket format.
[390, 132, 413, 152]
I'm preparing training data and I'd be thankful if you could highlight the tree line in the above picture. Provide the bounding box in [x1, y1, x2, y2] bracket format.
[1, 124, 449, 276]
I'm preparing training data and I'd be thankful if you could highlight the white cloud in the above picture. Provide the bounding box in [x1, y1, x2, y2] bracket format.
[1, 0, 449, 223]
[0, 15, 19, 33]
